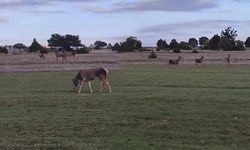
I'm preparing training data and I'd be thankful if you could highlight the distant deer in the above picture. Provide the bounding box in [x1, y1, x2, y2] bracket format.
[169, 56, 183, 65]
[39, 52, 46, 60]
[64, 51, 78, 62]
[195, 56, 204, 65]
[72, 68, 112, 94]
[224, 54, 231, 64]
[55, 51, 67, 63]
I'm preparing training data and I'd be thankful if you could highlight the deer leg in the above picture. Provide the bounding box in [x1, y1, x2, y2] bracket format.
[78, 81, 83, 93]
[100, 80, 112, 93]
[100, 81, 103, 93]
[88, 81, 93, 93]
[62, 57, 65, 63]
[107, 81, 112, 93]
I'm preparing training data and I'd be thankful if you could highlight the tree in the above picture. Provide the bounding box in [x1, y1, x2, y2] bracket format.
[112, 43, 120, 51]
[106, 43, 113, 49]
[221, 27, 237, 41]
[208, 34, 221, 50]
[179, 41, 192, 50]
[29, 38, 43, 52]
[0, 46, 8, 54]
[219, 38, 235, 51]
[169, 39, 179, 49]
[234, 40, 245, 51]
[94, 41, 107, 50]
[157, 39, 169, 50]
[47, 34, 64, 48]
[135, 40, 142, 49]
[115, 36, 142, 52]
[13, 43, 26, 51]
[245, 37, 250, 47]
[47, 34, 82, 51]
[220, 27, 238, 51]
[188, 38, 198, 49]
[199, 37, 209, 47]
[125, 36, 140, 51]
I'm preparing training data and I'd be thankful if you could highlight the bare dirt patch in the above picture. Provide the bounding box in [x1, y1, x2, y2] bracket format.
[1, 50, 250, 72]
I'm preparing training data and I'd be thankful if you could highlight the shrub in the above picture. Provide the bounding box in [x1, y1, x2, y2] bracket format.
[173, 49, 181, 53]
[0, 46, 8, 54]
[234, 40, 245, 51]
[179, 41, 192, 50]
[76, 47, 89, 54]
[192, 50, 199, 53]
[148, 51, 157, 59]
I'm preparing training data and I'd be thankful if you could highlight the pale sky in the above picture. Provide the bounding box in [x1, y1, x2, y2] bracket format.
[0, 0, 249, 46]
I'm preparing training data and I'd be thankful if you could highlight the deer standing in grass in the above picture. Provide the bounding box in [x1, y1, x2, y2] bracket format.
[225, 54, 231, 64]
[55, 51, 67, 63]
[72, 68, 112, 94]
[195, 56, 204, 65]
[169, 56, 183, 65]
[39, 52, 46, 60]
[64, 51, 78, 62]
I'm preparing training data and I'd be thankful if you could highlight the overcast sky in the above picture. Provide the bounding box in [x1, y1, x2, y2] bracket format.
[0, 0, 249, 46]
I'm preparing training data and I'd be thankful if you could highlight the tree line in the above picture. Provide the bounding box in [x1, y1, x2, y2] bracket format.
[156, 27, 248, 51]
[1, 27, 250, 54]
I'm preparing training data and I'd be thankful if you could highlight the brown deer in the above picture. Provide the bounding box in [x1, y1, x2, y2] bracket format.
[64, 51, 78, 62]
[72, 68, 112, 94]
[39, 52, 46, 60]
[195, 56, 204, 65]
[55, 51, 67, 63]
[169, 56, 183, 65]
[225, 54, 231, 64]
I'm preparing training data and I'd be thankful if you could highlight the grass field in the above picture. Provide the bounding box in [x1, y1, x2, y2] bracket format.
[0, 65, 250, 149]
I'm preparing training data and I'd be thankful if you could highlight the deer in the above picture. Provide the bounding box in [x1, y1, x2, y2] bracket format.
[39, 52, 46, 60]
[195, 56, 204, 65]
[72, 68, 112, 94]
[55, 51, 67, 63]
[224, 54, 231, 64]
[169, 56, 183, 65]
[64, 51, 78, 62]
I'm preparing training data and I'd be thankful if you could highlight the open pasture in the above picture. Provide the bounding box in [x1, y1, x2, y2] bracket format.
[0, 65, 250, 149]
[2, 50, 250, 72]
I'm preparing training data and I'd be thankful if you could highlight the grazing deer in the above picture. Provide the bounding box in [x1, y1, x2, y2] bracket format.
[195, 56, 204, 65]
[169, 56, 183, 65]
[55, 51, 67, 63]
[225, 54, 231, 64]
[39, 52, 46, 60]
[72, 68, 112, 94]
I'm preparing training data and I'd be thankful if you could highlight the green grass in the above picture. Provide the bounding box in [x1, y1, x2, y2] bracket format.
[0, 65, 250, 149]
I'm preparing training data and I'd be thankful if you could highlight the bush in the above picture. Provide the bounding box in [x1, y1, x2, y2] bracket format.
[138, 48, 151, 52]
[179, 41, 192, 50]
[173, 49, 181, 53]
[0, 46, 8, 54]
[234, 40, 245, 51]
[76, 47, 89, 54]
[148, 51, 157, 59]
[192, 50, 199, 53]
